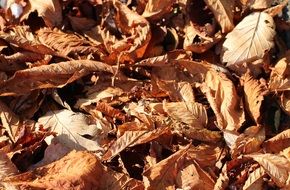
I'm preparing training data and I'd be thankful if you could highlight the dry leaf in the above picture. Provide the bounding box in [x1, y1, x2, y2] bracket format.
[243, 167, 265, 190]
[202, 70, 245, 131]
[222, 12, 275, 66]
[3, 151, 144, 190]
[102, 127, 171, 161]
[38, 109, 105, 152]
[204, 0, 234, 33]
[268, 53, 290, 91]
[242, 72, 268, 123]
[142, 0, 176, 21]
[0, 150, 18, 180]
[37, 27, 105, 57]
[245, 153, 290, 188]
[163, 101, 208, 128]
[22, 0, 62, 27]
[231, 126, 265, 158]
[0, 60, 114, 96]
[263, 129, 290, 153]
[280, 91, 290, 115]
[143, 144, 215, 190]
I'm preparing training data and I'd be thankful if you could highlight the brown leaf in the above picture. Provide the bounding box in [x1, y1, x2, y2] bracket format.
[263, 129, 290, 153]
[222, 12, 276, 66]
[102, 127, 171, 161]
[204, 0, 234, 33]
[163, 101, 208, 128]
[0, 60, 115, 96]
[143, 144, 214, 190]
[245, 153, 290, 188]
[37, 27, 105, 57]
[280, 91, 290, 115]
[0, 150, 18, 180]
[201, 70, 245, 131]
[231, 126, 265, 158]
[0, 26, 57, 56]
[142, 0, 176, 21]
[242, 73, 268, 123]
[268, 53, 290, 91]
[3, 151, 144, 190]
[102, 0, 151, 64]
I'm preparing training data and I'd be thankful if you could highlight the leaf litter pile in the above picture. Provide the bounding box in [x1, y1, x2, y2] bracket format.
[0, 0, 290, 189]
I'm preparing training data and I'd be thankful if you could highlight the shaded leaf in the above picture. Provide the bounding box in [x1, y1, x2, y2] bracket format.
[102, 127, 171, 161]
[0, 60, 114, 96]
[242, 72, 268, 123]
[204, 0, 234, 33]
[263, 129, 290, 153]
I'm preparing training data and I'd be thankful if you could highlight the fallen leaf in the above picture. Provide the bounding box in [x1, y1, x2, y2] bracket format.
[280, 91, 290, 115]
[204, 0, 234, 33]
[38, 109, 105, 152]
[0, 60, 115, 96]
[242, 72, 268, 123]
[142, 0, 176, 21]
[22, 0, 62, 27]
[222, 12, 275, 66]
[3, 151, 144, 190]
[102, 127, 171, 161]
[245, 153, 290, 188]
[163, 101, 208, 128]
[263, 129, 290, 153]
[143, 144, 215, 190]
[243, 167, 265, 190]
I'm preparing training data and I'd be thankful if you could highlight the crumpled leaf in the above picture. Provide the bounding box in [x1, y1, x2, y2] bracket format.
[245, 153, 290, 188]
[163, 101, 208, 128]
[242, 72, 268, 123]
[38, 109, 106, 152]
[143, 144, 215, 190]
[0, 150, 18, 180]
[102, 127, 171, 161]
[3, 151, 144, 190]
[21, 0, 62, 27]
[222, 12, 276, 66]
[263, 129, 290, 153]
[102, 0, 151, 64]
[201, 69, 245, 131]
[231, 126, 265, 158]
[0, 60, 115, 96]
[243, 167, 265, 190]
[268, 53, 290, 91]
[37, 27, 105, 57]
[204, 0, 234, 33]
[142, 0, 176, 21]
[280, 91, 290, 115]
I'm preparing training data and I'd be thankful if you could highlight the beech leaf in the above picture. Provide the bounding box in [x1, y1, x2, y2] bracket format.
[222, 12, 275, 66]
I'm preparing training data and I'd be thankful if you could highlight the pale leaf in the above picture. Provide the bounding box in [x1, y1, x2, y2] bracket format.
[204, 0, 234, 33]
[22, 0, 62, 27]
[0, 150, 18, 180]
[0, 60, 114, 96]
[243, 167, 265, 190]
[222, 12, 275, 66]
[163, 101, 207, 128]
[245, 153, 290, 187]
[38, 109, 105, 152]
[242, 73, 268, 123]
